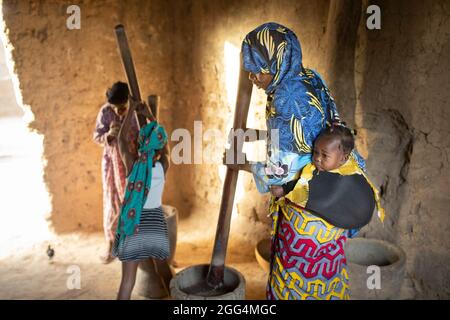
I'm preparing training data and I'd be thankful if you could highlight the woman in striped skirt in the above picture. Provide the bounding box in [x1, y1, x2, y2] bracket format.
[112, 97, 172, 300]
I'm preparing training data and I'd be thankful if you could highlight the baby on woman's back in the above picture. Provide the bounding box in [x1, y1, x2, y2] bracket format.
[270, 123, 384, 230]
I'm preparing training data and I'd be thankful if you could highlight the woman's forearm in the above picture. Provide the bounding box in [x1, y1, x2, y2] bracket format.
[118, 103, 135, 143]
[118, 107, 138, 176]
[159, 143, 170, 175]
[93, 111, 110, 145]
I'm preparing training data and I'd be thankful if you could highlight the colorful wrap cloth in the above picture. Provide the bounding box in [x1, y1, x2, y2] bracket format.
[267, 158, 385, 300]
[116, 121, 168, 242]
[241, 22, 366, 193]
[267, 197, 351, 300]
[286, 157, 385, 226]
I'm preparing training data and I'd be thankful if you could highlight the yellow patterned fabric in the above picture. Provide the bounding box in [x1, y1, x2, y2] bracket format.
[267, 197, 350, 300]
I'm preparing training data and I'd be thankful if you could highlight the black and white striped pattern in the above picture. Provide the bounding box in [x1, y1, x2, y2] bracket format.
[112, 206, 170, 262]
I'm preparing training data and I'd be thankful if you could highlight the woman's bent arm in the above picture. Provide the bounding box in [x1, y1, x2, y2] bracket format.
[118, 103, 138, 176]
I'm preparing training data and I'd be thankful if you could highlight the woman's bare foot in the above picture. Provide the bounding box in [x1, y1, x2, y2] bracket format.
[170, 260, 179, 268]
[99, 241, 115, 264]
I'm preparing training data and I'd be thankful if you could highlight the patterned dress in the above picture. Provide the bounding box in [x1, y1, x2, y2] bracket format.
[267, 197, 350, 300]
[93, 103, 138, 242]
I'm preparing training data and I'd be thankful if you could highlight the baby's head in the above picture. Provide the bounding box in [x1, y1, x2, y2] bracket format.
[313, 124, 355, 172]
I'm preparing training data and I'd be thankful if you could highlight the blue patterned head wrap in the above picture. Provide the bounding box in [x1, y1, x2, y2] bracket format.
[117, 121, 168, 240]
[242, 22, 303, 94]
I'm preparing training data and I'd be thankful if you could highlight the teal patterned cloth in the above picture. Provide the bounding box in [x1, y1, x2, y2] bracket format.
[116, 121, 168, 241]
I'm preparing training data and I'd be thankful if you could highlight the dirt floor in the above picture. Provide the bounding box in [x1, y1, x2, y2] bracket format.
[0, 231, 267, 300]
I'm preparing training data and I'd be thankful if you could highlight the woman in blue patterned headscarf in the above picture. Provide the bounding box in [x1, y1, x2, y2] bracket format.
[240, 22, 365, 193]
[233, 22, 367, 300]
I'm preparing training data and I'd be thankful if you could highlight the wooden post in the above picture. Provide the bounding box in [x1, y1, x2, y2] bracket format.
[114, 24, 147, 129]
[206, 60, 253, 288]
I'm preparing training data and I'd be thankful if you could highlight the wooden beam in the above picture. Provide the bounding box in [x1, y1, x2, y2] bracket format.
[114, 24, 147, 129]
[206, 59, 253, 288]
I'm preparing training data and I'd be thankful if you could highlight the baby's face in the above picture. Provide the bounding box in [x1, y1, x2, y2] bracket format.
[313, 137, 347, 172]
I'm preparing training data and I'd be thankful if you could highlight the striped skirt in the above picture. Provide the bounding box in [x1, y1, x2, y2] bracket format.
[112, 206, 170, 262]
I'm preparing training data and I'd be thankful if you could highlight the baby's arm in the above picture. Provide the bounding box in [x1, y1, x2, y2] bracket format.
[270, 178, 299, 197]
